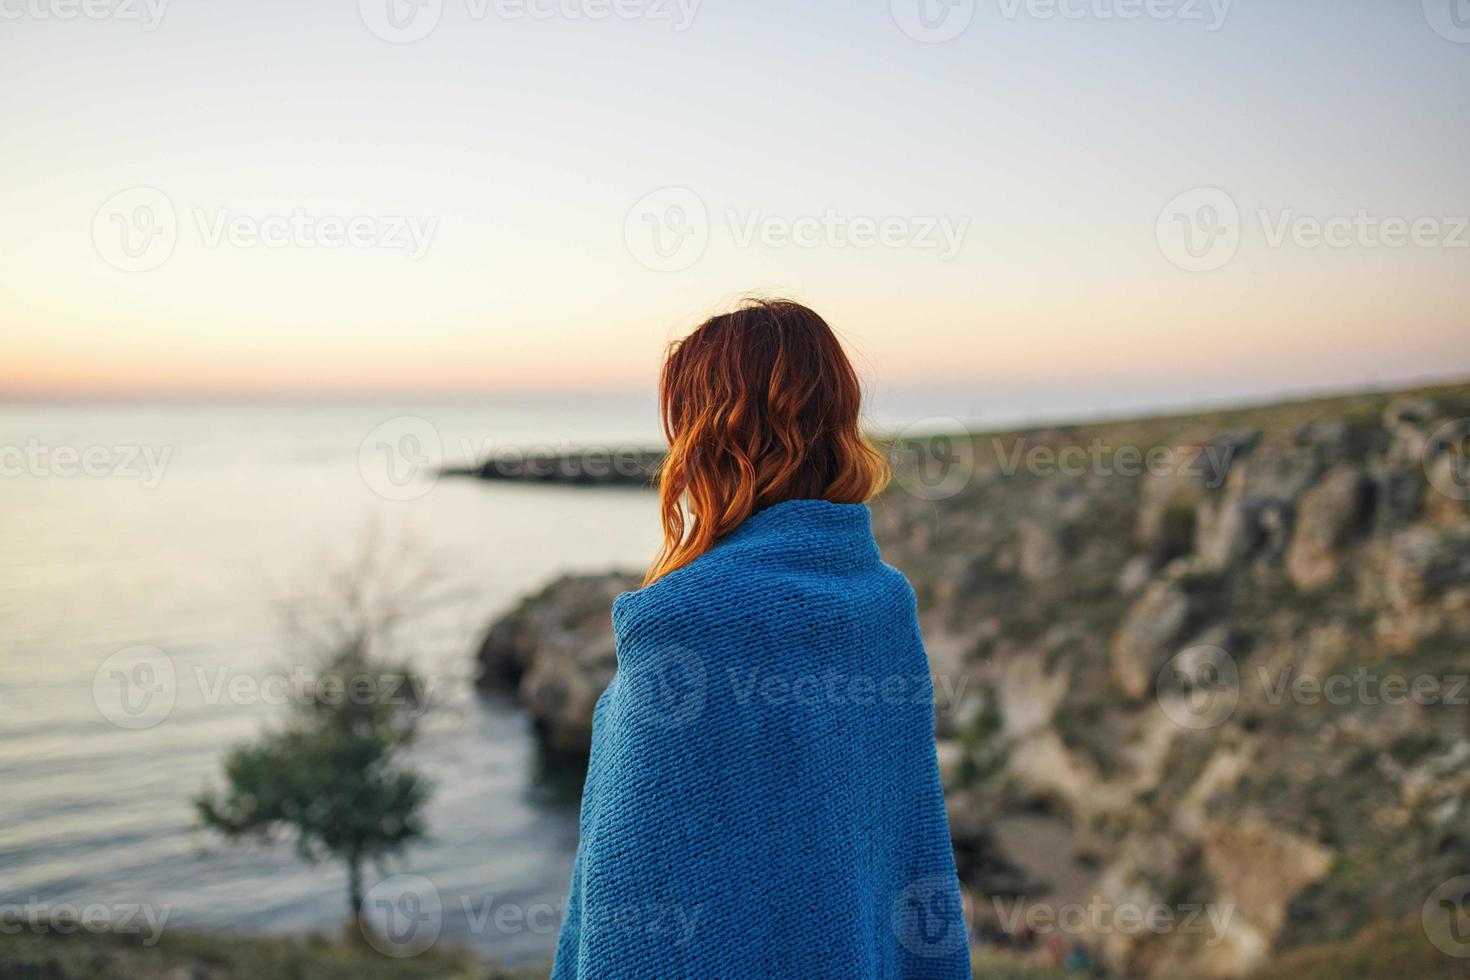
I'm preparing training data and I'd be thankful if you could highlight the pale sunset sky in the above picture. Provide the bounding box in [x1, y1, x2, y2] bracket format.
[2, 0, 1468, 413]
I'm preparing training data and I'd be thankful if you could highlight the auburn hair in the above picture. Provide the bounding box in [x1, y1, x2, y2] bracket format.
[644, 299, 890, 585]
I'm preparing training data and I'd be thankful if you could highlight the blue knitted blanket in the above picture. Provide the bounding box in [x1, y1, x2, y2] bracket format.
[552, 499, 971, 979]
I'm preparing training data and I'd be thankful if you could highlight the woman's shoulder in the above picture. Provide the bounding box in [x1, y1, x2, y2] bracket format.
[613, 536, 914, 648]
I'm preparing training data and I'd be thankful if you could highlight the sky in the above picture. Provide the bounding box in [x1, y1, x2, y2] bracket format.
[2, 0, 1468, 414]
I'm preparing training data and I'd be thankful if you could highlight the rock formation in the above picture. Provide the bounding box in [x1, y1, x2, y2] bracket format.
[475, 379, 1470, 977]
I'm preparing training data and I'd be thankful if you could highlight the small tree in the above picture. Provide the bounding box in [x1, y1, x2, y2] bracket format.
[196, 538, 440, 925]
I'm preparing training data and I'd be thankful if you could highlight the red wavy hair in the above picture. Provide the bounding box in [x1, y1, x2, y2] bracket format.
[644, 299, 890, 585]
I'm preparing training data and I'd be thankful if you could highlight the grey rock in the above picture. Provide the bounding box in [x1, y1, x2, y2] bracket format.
[476, 571, 640, 759]
[1285, 465, 1373, 591]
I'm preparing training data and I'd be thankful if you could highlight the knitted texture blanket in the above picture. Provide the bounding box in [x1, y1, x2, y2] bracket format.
[551, 499, 971, 979]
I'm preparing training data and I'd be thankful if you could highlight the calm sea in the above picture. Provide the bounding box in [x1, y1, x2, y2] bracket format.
[0, 397, 672, 964]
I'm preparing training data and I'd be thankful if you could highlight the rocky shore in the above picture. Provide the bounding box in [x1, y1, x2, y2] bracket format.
[444, 448, 662, 487]
[475, 379, 1470, 978]
[476, 570, 639, 760]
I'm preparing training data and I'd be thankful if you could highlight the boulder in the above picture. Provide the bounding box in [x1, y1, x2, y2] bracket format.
[1198, 819, 1333, 977]
[476, 571, 640, 759]
[1017, 518, 1065, 584]
[1383, 525, 1470, 607]
[1284, 464, 1372, 590]
[1382, 396, 1437, 464]
[1423, 416, 1470, 523]
[1110, 574, 1195, 699]
[1133, 432, 1257, 563]
[1194, 461, 1294, 572]
[1116, 554, 1154, 595]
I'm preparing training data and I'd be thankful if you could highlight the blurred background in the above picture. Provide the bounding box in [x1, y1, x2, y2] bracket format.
[2, 1, 1469, 977]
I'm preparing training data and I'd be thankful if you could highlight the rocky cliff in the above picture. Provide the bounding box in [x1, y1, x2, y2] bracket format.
[476, 379, 1470, 978]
